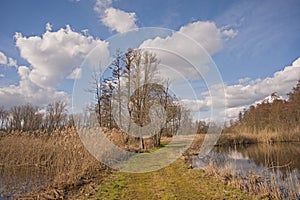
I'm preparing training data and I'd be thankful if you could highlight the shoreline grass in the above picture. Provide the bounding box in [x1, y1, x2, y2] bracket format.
[204, 160, 300, 200]
[186, 131, 300, 154]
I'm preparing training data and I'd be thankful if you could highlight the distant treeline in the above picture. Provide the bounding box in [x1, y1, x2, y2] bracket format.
[227, 80, 300, 134]
[0, 101, 73, 133]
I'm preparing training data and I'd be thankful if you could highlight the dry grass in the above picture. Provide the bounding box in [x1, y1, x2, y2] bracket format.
[0, 128, 102, 176]
[204, 160, 300, 200]
[183, 130, 300, 157]
[216, 130, 300, 147]
[0, 128, 111, 198]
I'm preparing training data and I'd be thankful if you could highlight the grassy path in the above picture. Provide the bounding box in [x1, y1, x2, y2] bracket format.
[88, 159, 252, 200]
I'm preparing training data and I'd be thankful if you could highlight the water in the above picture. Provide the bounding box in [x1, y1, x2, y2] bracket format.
[193, 142, 300, 198]
[0, 166, 55, 199]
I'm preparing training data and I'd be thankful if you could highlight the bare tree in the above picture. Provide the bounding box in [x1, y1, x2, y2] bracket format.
[10, 105, 22, 131]
[0, 107, 8, 130]
[91, 48, 185, 149]
[111, 49, 124, 128]
[20, 104, 40, 131]
[89, 67, 103, 126]
[45, 101, 67, 133]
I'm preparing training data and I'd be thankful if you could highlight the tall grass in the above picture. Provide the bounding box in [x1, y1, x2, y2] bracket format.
[204, 157, 300, 199]
[218, 130, 300, 146]
[0, 128, 109, 198]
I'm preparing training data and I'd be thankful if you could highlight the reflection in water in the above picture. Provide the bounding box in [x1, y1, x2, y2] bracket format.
[193, 142, 300, 198]
[238, 143, 300, 171]
[0, 166, 55, 199]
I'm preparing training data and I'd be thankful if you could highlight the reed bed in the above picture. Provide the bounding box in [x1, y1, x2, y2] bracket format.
[219, 130, 300, 146]
[0, 128, 110, 198]
[204, 160, 300, 200]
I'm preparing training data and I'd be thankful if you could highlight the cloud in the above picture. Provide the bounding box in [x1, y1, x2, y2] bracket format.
[0, 51, 6, 65]
[45, 22, 52, 32]
[222, 28, 238, 39]
[238, 77, 251, 84]
[178, 21, 224, 54]
[187, 57, 300, 120]
[0, 66, 69, 108]
[101, 7, 137, 33]
[67, 67, 82, 79]
[94, 0, 112, 14]
[94, 0, 138, 33]
[0, 51, 17, 67]
[224, 57, 300, 109]
[0, 24, 110, 109]
[179, 99, 211, 112]
[14, 24, 109, 88]
[0, 74, 4, 78]
[139, 21, 232, 82]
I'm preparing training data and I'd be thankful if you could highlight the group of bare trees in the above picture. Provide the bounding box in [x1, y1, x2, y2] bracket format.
[229, 80, 300, 134]
[91, 48, 186, 147]
[0, 101, 69, 133]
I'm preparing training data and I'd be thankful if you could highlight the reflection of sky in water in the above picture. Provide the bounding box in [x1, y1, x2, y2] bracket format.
[193, 144, 300, 197]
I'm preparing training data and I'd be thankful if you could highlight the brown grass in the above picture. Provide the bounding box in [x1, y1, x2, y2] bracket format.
[183, 130, 300, 157]
[223, 129, 300, 144]
[204, 160, 300, 200]
[0, 128, 111, 198]
[213, 130, 300, 147]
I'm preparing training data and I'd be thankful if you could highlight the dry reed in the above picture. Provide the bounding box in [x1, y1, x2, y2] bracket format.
[0, 128, 110, 198]
[204, 159, 300, 200]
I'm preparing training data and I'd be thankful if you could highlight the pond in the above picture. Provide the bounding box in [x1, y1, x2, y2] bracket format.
[0, 166, 56, 199]
[193, 142, 300, 198]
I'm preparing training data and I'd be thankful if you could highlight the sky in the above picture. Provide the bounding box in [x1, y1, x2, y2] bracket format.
[0, 0, 300, 121]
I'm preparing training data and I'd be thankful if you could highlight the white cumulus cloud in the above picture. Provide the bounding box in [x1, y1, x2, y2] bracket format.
[225, 57, 300, 109]
[0, 51, 7, 65]
[0, 51, 17, 67]
[139, 21, 231, 82]
[15, 24, 109, 88]
[178, 21, 224, 54]
[0, 24, 110, 109]
[0, 66, 69, 108]
[189, 57, 300, 120]
[101, 7, 137, 33]
[94, 0, 138, 33]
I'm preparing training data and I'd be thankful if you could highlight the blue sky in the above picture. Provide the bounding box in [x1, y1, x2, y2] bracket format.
[0, 0, 300, 119]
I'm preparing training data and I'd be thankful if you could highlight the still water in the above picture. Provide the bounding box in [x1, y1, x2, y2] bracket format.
[193, 142, 300, 198]
[0, 166, 55, 199]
